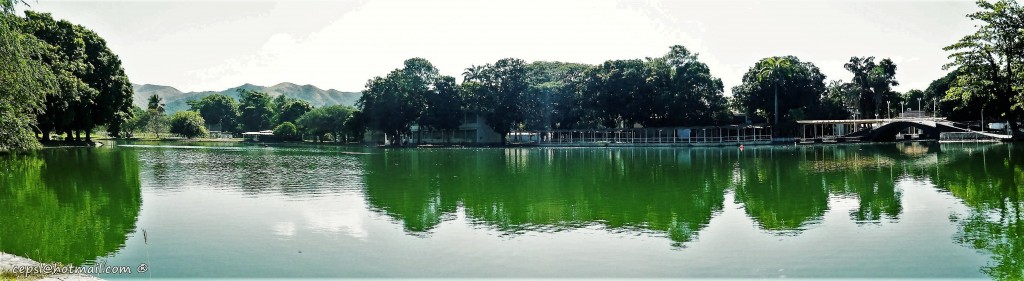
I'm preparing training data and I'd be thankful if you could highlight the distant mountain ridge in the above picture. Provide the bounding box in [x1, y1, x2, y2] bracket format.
[132, 82, 361, 113]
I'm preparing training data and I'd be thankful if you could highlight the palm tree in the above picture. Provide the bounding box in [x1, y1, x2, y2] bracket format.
[462, 65, 486, 82]
[147, 94, 165, 114]
[756, 57, 791, 126]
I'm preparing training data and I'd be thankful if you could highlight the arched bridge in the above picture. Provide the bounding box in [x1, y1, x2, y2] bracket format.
[797, 118, 1012, 142]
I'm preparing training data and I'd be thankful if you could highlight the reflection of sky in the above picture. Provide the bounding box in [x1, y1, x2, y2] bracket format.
[301, 196, 369, 240]
[272, 196, 369, 240]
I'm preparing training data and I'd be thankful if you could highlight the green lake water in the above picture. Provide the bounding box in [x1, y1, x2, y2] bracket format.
[1, 142, 1022, 278]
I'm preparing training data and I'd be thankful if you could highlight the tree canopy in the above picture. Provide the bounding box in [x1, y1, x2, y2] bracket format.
[944, 0, 1024, 136]
[237, 89, 275, 132]
[168, 111, 208, 139]
[187, 94, 238, 132]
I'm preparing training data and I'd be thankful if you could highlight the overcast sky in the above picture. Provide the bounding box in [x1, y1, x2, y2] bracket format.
[19, 0, 979, 94]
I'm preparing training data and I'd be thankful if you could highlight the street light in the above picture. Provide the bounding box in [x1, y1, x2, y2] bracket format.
[933, 98, 937, 117]
[887, 100, 891, 119]
[901, 101, 905, 117]
[917, 98, 922, 114]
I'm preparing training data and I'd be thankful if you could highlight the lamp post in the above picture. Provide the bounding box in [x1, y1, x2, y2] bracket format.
[917, 98, 922, 114]
[901, 101, 905, 117]
[887, 100, 891, 119]
[981, 108, 985, 132]
[933, 98, 937, 117]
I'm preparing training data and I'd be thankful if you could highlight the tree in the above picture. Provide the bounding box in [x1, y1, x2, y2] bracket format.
[0, 8, 54, 150]
[844, 56, 899, 119]
[757, 57, 791, 125]
[273, 122, 298, 140]
[344, 110, 367, 142]
[925, 69, 981, 121]
[648, 46, 730, 126]
[237, 89, 274, 132]
[169, 111, 208, 139]
[18, 11, 133, 142]
[418, 75, 465, 143]
[276, 98, 312, 126]
[944, 0, 1024, 137]
[187, 94, 238, 132]
[296, 105, 353, 142]
[733, 56, 831, 136]
[145, 94, 167, 138]
[358, 58, 437, 145]
[122, 105, 146, 138]
[470, 58, 530, 144]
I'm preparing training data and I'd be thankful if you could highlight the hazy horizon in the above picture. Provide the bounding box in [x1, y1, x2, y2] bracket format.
[19, 0, 979, 94]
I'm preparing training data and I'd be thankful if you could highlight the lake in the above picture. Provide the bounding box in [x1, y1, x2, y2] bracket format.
[0, 141, 1020, 279]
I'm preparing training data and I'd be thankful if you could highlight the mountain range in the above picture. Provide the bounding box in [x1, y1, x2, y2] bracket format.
[132, 82, 362, 113]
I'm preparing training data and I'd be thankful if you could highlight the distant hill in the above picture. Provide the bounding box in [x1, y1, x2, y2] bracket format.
[132, 82, 361, 113]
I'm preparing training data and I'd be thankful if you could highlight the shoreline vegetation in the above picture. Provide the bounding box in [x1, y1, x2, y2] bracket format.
[2, 1, 1024, 152]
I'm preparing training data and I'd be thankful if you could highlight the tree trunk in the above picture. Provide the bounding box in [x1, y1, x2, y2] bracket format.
[501, 133, 507, 146]
[42, 131, 50, 142]
[86, 130, 91, 142]
[1010, 113, 1022, 140]
[64, 130, 73, 141]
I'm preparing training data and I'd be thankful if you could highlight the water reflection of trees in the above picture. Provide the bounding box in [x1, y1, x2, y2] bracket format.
[363, 148, 735, 245]
[931, 143, 1024, 280]
[0, 149, 141, 265]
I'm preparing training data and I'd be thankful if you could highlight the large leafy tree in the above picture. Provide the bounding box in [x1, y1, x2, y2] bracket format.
[237, 89, 275, 132]
[296, 105, 354, 142]
[275, 97, 312, 126]
[925, 69, 981, 121]
[168, 111, 208, 139]
[584, 59, 650, 128]
[844, 56, 899, 119]
[0, 5, 53, 150]
[18, 11, 133, 141]
[469, 58, 530, 144]
[647, 45, 729, 127]
[944, 0, 1024, 137]
[732, 56, 833, 136]
[418, 75, 465, 142]
[358, 58, 437, 145]
[187, 94, 238, 132]
[523, 61, 593, 130]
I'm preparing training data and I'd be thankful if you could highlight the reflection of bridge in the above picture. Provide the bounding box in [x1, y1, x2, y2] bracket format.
[797, 118, 1012, 143]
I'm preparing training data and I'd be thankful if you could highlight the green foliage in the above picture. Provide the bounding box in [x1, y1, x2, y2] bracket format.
[15, 11, 133, 142]
[273, 121, 298, 140]
[169, 111, 208, 139]
[467, 57, 530, 144]
[944, 0, 1024, 135]
[0, 13, 51, 150]
[419, 75, 465, 134]
[187, 94, 237, 132]
[358, 58, 438, 145]
[296, 105, 353, 142]
[733, 56, 837, 136]
[844, 56, 899, 119]
[275, 96, 312, 126]
[145, 109, 167, 138]
[237, 89, 275, 132]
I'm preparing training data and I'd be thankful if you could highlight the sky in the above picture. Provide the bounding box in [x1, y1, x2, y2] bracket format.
[18, 0, 980, 94]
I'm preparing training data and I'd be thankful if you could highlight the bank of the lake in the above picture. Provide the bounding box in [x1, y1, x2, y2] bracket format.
[0, 253, 103, 281]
